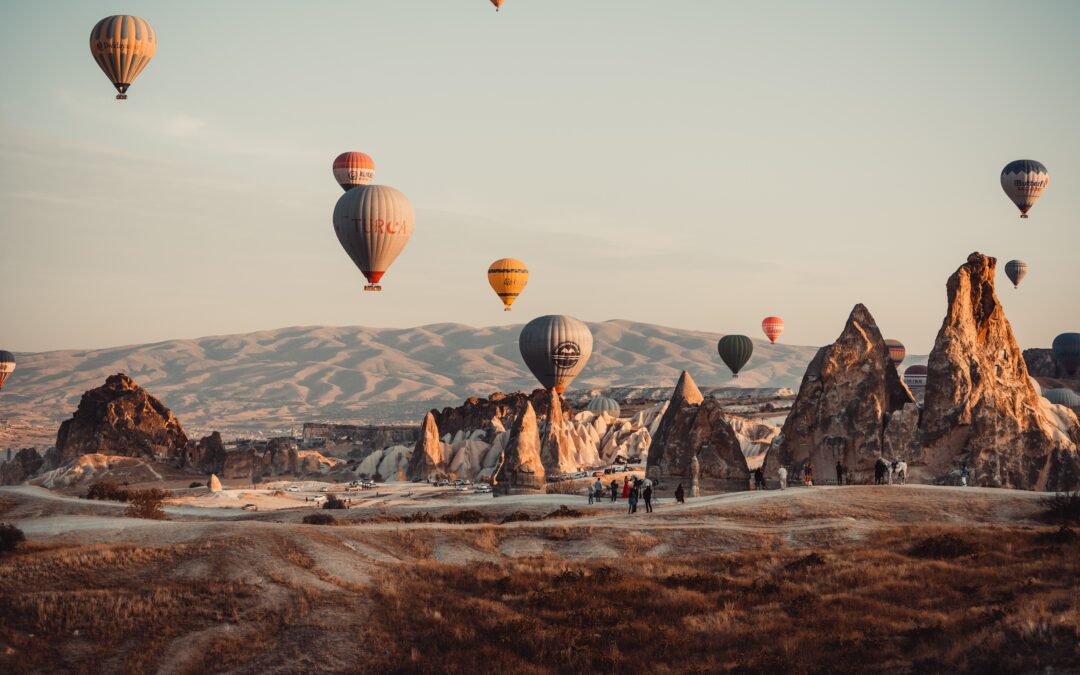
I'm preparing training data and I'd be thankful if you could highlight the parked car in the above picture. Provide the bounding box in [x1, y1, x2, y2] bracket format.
[286, 486, 300, 492]
[361, 481, 377, 489]
[436, 480, 450, 487]
[454, 485, 469, 492]
[309, 495, 327, 504]
[241, 503, 258, 512]
[473, 484, 493, 494]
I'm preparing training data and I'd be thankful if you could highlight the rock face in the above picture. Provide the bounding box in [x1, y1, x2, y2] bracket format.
[222, 448, 255, 480]
[1, 447, 44, 485]
[262, 437, 299, 476]
[1024, 348, 1072, 380]
[495, 402, 546, 491]
[647, 371, 751, 481]
[919, 253, 1079, 490]
[182, 432, 227, 474]
[540, 389, 578, 475]
[208, 474, 222, 492]
[407, 412, 446, 481]
[766, 304, 915, 481]
[435, 390, 565, 442]
[55, 373, 188, 462]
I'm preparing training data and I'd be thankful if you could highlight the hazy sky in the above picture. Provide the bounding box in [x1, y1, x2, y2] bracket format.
[1, 0, 1077, 354]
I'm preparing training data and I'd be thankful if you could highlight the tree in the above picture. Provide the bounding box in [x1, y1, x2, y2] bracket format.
[125, 490, 166, 520]
[0, 523, 25, 554]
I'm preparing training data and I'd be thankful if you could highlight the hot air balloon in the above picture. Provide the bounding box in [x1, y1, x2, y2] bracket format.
[1044, 388, 1080, 408]
[89, 16, 156, 100]
[717, 335, 753, 378]
[491, 0, 506, 11]
[903, 364, 927, 388]
[586, 396, 620, 419]
[487, 258, 528, 311]
[1029, 376, 1042, 396]
[761, 316, 784, 344]
[1004, 260, 1027, 289]
[1052, 332, 1080, 376]
[884, 339, 905, 368]
[332, 152, 375, 191]
[519, 315, 593, 394]
[0, 351, 15, 390]
[1000, 160, 1049, 218]
[332, 185, 414, 292]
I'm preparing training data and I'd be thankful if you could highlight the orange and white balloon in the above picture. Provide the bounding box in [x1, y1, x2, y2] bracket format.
[333, 152, 375, 192]
[89, 15, 156, 100]
[761, 316, 784, 344]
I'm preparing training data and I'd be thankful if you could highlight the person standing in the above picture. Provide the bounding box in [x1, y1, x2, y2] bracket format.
[593, 478, 604, 504]
[778, 466, 788, 490]
[674, 483, 685, 503]
[628, 484, 639, 514]
[610, 479, 618, 502]
[587, 483, 595, 505]
[961, 464, 970, 487]
[804, 462, 814, 486]
[754, 468, 765, 490]
[643, 483, 654, 513]
[835, 461, 843, 486]
[622, 476, 631, 499]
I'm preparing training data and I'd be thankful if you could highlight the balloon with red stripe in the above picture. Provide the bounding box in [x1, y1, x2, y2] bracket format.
[884, 339, 905, 368]
[761, 316, 784, 344]
[333, 152, 375, 192]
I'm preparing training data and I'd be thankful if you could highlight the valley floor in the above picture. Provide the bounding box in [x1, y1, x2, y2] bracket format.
[0, 485, 1077, 673]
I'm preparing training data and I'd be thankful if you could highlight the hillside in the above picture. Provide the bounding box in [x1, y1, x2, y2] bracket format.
[0, 320, 825, 444]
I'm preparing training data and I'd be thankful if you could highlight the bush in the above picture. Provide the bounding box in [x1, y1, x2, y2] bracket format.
[543, 505, 584, 520]
[499, 511, 535, 524]
[302, 513, 336, 525]
[907, 535, 976, 559]
[400, 511, 435, 524]
[323, 495, 347, 510]
[439, 510, 486, 524]
[1042, 491, 1080, 523]
[188, 481, 205, 489]
[87, 480, 129, 502]
[0, 523, 25, 555]
[125, 490, 166, 520]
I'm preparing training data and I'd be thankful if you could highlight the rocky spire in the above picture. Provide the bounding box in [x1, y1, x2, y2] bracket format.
[496, 402, 545, 491]
[406, 412, 446, 481]
[767, 304, 915, 481]
[647, 370, 704, 473]
[540, 389, 577, 475]
[919, 252, 1079, 489]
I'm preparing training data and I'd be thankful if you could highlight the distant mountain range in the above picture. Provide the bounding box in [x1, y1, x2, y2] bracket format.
[0, 320, 830, 445]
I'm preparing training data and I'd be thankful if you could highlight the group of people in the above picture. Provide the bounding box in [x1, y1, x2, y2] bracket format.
[873, 457, 907, 485]
[586, 474, 689, 513]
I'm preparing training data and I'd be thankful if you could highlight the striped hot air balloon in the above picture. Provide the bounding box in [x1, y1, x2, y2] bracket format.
[761, 316, 784, 344]
[1004, 260, 1027, 289]
[89, 16, 156, 100]
[1000, 160, 1049, 218]
[717, 335, 753, 378]
[586, 396, 620, 419]
[0, 351, 15, 390]
[903, 364, 927, 388]
[332, 185, 414, 292]
[487, 258, 528, 311]
[1044, 388, 1080, 408]
[1052, 332, 1080, 376]
[519, 315, 593, 394]
[332, 152, 375, 191]
[884, 339, 905, 368]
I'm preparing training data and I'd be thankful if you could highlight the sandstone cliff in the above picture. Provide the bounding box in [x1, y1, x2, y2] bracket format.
[407, 412, 446, 481]
[495, 402, 546, 491]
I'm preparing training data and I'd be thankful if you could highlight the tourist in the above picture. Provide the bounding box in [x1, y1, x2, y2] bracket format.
[754, 468, 765, 490]
[674, 483, 685, 503]
[593, 477, 604, 503]
[804, 462, 814, 486]
[961, 464, 970, 487]
[643, 483, 654, 513]
[587, 483, 595, 505]
[835, 461, 843, 486]
[778, 466, 788, 490]
[622, 476, 631, 499]
[610, 479, 618, 502]
[628, 484, 639, 514]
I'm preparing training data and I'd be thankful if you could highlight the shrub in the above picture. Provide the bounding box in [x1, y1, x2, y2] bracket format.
[189, 481, 205, 489]
[87, 480, 129, 502]
[302, 513, 336, 525]
[543, 505, 584, 520]
[439, 510, 486, 524]
[499, 511, 534, 524]
[907, 534, 976, 559]
[125, 490, 166, 520]
[1041, 490, 1080, 523]
[0, 523, 25, 554]
[371, 473, 384, 483]
[323, 495, 347, 510]
[400, 512, 435, 524]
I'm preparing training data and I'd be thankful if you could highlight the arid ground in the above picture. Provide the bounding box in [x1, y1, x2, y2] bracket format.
[1, 484, 1078, 674]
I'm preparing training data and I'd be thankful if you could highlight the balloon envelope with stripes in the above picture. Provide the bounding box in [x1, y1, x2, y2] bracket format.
[761, 316, 784, 344]
[332, 185, 414, 292]
[487, 258, 528, 311]
[333, 152, 375, 191]
[884, 339, 906, 368]
[1004, 260, 1027, 289]
[903, 364, 927, 388]
[519, 315, 593, 394]
[717, 335, 753, 378]
[1052, 333, 1080, 376]
[89, 15, 156, 100]
[0, 350, 15, 390]
[586, 396, 621, 419]
[1000, 160, 1049, 218]
[1044, 388, 1080, 408]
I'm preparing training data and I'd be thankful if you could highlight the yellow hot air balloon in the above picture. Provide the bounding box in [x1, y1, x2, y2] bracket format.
[89, 15, 157, 100]
[487, 259, 528, 311]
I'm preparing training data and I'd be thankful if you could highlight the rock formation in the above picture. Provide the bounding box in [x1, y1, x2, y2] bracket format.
[182, 432, 227, 474]
[1, 447, 44, 485]
[208, 473, 222, 493]
[1023, 348, 1073, 380]
[407, 412, 446, 481]
[647, 371, 752, 481]
[55, 373, 188, 462]
[262, 437, 299, 476]
[766, 304, 915, 481]
[222, 448, 255, 480]
[919, 253, 1079, 490]
[434, 390, 565, 442]
[495, 402, 546, 491]
[540, 389, 579, 475]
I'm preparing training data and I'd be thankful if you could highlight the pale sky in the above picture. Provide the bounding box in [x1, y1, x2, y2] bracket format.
[1, 0, 1077, 354]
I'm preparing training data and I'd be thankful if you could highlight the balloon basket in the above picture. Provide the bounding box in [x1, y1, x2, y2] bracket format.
[116, 94, 127, 100]
[504, 307, 511, 312]
[1020, 214, 1028, 219]
[364, 284, 382, 292]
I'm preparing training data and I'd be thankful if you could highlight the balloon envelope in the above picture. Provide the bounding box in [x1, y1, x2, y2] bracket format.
[884, 339, 906, 368]
[717, 335, 753, 377]
[0, 350, 15, 390]
[586, 396, 620, 419]
[89, 15, 156, 99]
[1052, 332, 1080, 376]
[1044, 388, 1080, 408]
[491, 0, 505, 10]
[332, 185, 414, 292]
[333, 152, 375, 191]
[1004, 260, 1027, 288]
[519, 315, 593, 393]
[761, 316, 784, 344]
[487, 258, 528, 311]
[903, 364, 927, 388]
[1000, 160, 1049, 218]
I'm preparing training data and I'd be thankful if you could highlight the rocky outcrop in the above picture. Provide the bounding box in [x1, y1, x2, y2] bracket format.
[434, 390, 567, 444]
[262, 437, 299, 476]
[1, 447, 44, 485]
[540, 389, 578, 475]
[919, 253, 1079, 490]
[495, 402, 545, 491]
[1023, 348, 1073, 380]
[222, 448, 255, 480]
[766, 304, 915, 481]
[182, 432, 227, 474]
[55, 374, 188, 462]
[407, 412, 446, 481]
[209, 474, 222, 492]
[647, 371, 751, 481]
